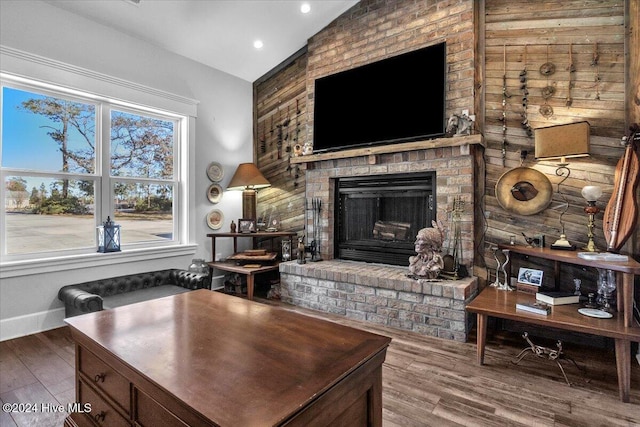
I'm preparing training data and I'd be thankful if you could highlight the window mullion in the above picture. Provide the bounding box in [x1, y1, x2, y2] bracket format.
[98, 105, 111, 225]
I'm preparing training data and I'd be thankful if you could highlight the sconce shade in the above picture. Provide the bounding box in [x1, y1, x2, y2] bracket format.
[534, 121, 590, 163]
[227, 163, 271, 191]
[227, 163, 271, 221]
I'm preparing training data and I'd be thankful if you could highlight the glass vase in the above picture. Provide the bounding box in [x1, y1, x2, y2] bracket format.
[596, 268, 616, 312]
[188, 258, 210, 275]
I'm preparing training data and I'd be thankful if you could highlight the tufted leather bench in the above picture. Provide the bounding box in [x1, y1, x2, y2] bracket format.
[58, 269, 211, 317]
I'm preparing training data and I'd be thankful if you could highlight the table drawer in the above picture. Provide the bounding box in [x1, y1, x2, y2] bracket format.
[78, 379, 130, 427]
[134, 388, 190, 427]
[79, 347, 130, 414]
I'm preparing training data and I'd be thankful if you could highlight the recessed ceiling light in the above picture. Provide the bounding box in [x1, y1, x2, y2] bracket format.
[253, 40, 264, 49]
[300, 3, 311, 14]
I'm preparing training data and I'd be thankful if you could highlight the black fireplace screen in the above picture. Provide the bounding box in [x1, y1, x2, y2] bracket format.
[335, 172, 436, 266]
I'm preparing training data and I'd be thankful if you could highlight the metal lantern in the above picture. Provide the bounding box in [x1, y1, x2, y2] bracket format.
[97, 216, 121, 253]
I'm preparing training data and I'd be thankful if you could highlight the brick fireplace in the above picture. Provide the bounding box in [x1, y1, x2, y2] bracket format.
[281, 136, 483, 341]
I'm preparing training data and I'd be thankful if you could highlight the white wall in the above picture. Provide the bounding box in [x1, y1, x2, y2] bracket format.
[0, 0, 253, 340]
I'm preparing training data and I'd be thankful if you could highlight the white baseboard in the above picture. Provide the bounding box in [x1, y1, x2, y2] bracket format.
[0, 307, 66, 342]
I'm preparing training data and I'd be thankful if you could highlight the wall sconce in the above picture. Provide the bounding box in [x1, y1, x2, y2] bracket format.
[581, 185, 602, 252]
[227, 162, 271, 221]
[97, 216, 121, 252]
[534, 121, 590, 250]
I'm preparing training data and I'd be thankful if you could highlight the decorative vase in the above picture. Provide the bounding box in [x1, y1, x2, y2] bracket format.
[189, 258, 210, 275]
[596, 268, 616, 312]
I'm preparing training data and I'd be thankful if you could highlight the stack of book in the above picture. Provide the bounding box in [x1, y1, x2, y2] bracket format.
[535, 291, 580, 305]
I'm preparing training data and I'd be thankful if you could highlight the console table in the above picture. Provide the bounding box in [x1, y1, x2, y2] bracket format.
[64, 290, 391, 426]
[206, 231, 297, 261]
[466, 246, 640, 402]
[207, 231, 297, 300]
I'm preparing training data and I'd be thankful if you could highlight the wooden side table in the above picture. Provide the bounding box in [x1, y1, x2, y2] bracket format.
[468, 246, 640, 402]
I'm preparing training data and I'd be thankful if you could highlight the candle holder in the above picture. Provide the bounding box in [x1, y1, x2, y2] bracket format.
[581, 185, 602, 252]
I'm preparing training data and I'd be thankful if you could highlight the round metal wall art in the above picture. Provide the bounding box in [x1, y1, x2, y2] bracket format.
[539, 62, 556, 76]
[541, 85, 556, 99]
[539, 104, 554, 118]
[495, 167, 553, 216]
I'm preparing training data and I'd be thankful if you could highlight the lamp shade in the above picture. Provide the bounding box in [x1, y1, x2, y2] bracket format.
[581, 185, 603, 202]
[227, 163, 271, 191]
[534, 121, 590, 162]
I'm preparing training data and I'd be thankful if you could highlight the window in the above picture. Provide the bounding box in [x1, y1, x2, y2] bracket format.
[1, 79, 186, 262]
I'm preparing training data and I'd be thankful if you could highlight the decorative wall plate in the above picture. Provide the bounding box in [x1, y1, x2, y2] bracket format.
[206, 162, 224, 182]
[206, 209, 224, 230]
[207, 183, 223, 203]
[495, 167, 553, 216]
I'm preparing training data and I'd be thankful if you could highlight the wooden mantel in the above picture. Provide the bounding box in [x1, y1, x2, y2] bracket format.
[289, 134, 484, 164]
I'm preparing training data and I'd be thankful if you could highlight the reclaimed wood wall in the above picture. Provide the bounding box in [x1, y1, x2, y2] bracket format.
[480, 0, 637, 290]
[253, 50, 308, 234]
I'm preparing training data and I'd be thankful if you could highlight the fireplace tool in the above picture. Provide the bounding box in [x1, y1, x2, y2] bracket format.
[306, 198, 323, 261]
[442, 197, 466, 279]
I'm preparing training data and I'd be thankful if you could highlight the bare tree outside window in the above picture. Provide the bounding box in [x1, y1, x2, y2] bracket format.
[1, 84, 181, 257]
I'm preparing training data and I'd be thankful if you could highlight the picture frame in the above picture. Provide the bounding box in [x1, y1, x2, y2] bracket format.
[238, 218, 256, 233]
[517, 267, 543, 286]
[281, 240, 291, 261]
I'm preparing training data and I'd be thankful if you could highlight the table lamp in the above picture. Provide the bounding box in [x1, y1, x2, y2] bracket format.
[227, 163, 271, 221]
[534, 121, 590, 250]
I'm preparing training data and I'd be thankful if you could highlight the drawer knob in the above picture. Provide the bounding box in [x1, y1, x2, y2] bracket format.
[94, 373, 106, 383]
[93, 411, 106, 422]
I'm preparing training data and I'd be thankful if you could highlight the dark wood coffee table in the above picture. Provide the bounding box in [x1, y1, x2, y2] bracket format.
[65, 290, 391, 426]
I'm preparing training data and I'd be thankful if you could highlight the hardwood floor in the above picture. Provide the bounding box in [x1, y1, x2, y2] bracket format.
[1, 300, 638, 427]
[0, 327, 75, 427]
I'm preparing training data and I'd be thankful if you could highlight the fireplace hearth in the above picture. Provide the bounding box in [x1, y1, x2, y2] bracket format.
[336, 172, 435, 266]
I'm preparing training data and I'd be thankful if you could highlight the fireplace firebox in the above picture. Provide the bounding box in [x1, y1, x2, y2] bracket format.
[335, 172, 436, 266]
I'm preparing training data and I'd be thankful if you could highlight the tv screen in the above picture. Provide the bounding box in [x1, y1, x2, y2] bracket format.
[313, 42, 446, 153]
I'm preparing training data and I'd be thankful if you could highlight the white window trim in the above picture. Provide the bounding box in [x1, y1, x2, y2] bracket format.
[0, 47, 200, 277]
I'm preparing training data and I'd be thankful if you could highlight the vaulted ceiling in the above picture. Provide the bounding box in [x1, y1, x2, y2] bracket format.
[44, 0, 359, 82]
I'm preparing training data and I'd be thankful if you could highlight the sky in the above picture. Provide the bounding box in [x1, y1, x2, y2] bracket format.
[2, 86, 96, 193]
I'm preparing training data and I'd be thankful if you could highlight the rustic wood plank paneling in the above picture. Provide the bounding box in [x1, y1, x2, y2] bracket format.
[631, 0, 640, 125]
[481, 0, 635, 293]
[254, 51, 308, 235]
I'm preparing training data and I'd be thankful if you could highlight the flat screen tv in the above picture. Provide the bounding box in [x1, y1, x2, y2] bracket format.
[313, 42, 446, 153]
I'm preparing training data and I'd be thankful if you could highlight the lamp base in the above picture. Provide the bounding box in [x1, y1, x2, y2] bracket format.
[583, 240, 599, 252]
[242, 189, 257, 220]
[551, 234, 576, 251]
